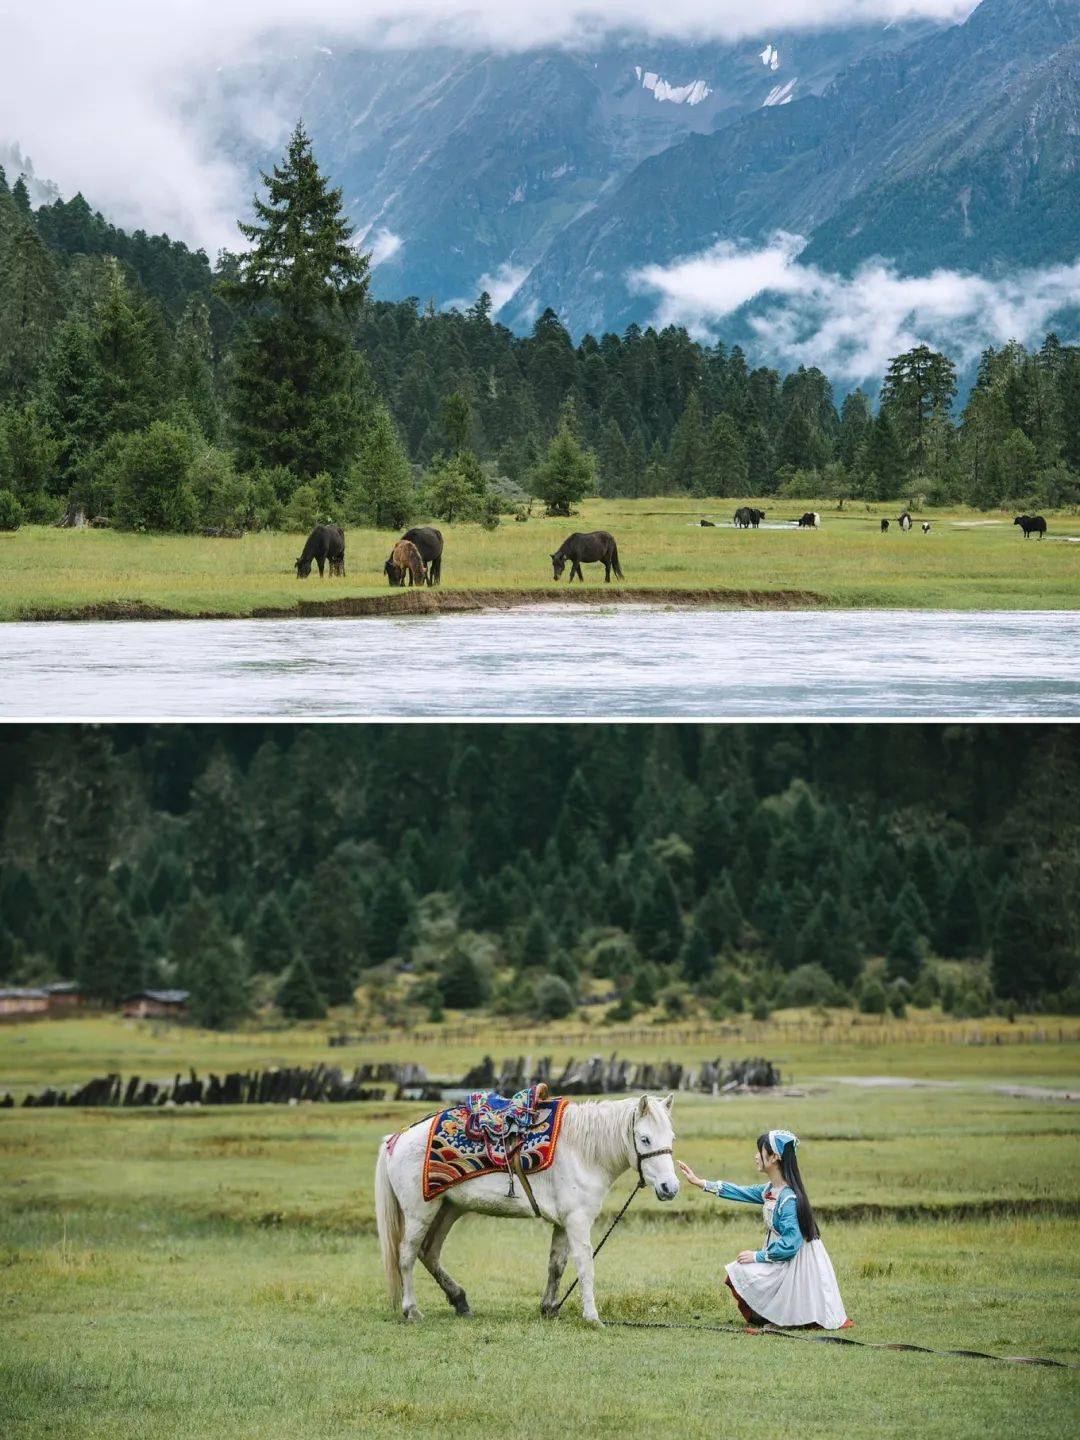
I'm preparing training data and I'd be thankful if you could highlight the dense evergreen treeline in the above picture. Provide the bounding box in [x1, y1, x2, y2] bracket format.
[1, 726, 1076, 1028]
[0, 127, 1078, 535]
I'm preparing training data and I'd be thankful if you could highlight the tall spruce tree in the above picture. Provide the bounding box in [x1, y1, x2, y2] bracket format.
[223, 122, 372, 481]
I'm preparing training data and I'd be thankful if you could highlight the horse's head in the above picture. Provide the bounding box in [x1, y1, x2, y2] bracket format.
[551, 553, 566, 581]
[384, 557, 403, 587]
[632, 1094, 679, 1202]
[295, 556, 312, 579]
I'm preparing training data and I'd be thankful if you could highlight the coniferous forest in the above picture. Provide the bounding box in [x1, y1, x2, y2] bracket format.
[1, 725, 1076, 1028]
[0, 124, 1078, 536]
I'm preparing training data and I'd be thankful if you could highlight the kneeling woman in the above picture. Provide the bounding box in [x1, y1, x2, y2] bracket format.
[678, 1129, 850, 1330]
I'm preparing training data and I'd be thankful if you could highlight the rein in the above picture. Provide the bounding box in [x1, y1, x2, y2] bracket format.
[551, 1116, 672, 1315]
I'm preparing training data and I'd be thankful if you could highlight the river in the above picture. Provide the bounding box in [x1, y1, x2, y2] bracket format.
[3, 607, 1077, 719]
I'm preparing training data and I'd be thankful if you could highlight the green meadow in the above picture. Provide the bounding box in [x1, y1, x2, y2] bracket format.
[2, 499, 1078, 619]
[2, 1017, 1078, 1439]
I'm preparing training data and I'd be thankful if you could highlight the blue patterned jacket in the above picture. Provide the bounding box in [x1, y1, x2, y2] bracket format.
[703, 1180, 803, 1263]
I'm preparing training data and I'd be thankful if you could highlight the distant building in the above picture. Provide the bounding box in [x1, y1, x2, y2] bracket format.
[43, 981, 86, 1013]
[121, 989, 190, 1020]
[0, 987, 50, 1018]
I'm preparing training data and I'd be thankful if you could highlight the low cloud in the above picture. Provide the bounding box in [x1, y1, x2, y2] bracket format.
[2, 2, 976, 252]
[630, 235, 1080, 381]
[444, 262, 532, 315]
[365, 228, 403, 267]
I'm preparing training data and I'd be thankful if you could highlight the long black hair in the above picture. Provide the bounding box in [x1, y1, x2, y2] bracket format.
[757, 1133, 820, 1241]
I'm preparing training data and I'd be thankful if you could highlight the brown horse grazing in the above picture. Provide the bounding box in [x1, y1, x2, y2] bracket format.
[384, 539, 427, 587]
[551, 531, 623, 583]
[401, 526, 444, 585]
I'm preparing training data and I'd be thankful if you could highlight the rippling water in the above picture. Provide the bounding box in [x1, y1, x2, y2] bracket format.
[3, 607, 1078, 718]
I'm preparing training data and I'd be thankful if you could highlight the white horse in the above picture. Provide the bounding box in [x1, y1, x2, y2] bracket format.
[375, 1093, 679, 1325]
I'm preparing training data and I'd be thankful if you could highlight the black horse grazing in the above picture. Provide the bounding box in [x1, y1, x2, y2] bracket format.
[296, 524, 345, 579]
[401, 526, 444, 584]
[551, 531, 623, 583]
[1014, 514, 1047, 540]
[881, 519, 890, 532]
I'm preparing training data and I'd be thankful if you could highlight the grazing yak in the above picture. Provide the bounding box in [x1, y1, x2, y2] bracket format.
[551, 531, 623, 583]
[880, 519, 890, 533]
[1014, 515, 1047, 540]
[922, 522, 932, 535]
[384, 539, 427, 587]
[898, 511, 913, 532]
[401, 525, 444, 584]
[295, 524, 345, 579]
[734, 507, 766, 528]
[699, 519, 716, 527]
[796, 512, 820, 528]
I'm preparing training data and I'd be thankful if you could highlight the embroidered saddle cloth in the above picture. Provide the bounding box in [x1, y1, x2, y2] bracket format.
[422, 1085, 568, 1201]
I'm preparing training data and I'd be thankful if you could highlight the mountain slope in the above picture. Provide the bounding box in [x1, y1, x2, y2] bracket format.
[512, 0, 1080, 335]
[217, 21, 940, 308]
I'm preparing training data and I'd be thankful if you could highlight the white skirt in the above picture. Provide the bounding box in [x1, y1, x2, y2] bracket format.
[725, 1238, 850, 1330]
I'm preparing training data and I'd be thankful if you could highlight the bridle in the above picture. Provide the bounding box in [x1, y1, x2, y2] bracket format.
[630, 1112, 674, 1189]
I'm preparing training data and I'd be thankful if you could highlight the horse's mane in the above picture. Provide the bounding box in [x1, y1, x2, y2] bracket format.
[561, 1096, 641, 1172]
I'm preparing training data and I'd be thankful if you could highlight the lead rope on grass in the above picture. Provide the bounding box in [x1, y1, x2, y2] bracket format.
[604, 1318, 1078, 1370]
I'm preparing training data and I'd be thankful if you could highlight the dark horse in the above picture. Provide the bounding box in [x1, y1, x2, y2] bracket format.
[734, 507, 766, 528]
[1014, 514, 1047, 540]
[551, 531, 623, 583]
[401, 526, 444, 585]
[880, 519, 890, 532]
[296, 524, 345, 578]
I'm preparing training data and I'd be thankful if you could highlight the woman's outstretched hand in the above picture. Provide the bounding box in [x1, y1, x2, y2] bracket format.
[736, 1250, 758, 1264]
[677, 1160, 707, 1189]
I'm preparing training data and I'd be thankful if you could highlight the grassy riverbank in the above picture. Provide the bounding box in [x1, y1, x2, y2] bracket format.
[2, 500, 1078, 619]
[2, 1018, 1078, 1440]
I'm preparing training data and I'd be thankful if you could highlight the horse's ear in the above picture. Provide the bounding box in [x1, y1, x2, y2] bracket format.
[636, 1095, 649, 1117]
[662, 1092, 675, 1113]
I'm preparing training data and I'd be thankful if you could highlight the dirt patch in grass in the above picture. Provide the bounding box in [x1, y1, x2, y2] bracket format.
[15, 586, 827, 623]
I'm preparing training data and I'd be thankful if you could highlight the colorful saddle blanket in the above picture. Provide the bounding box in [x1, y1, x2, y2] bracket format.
[422, 1087, 568, 1202]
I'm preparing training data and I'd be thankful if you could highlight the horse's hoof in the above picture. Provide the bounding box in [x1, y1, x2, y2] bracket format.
[403, 1306, 423, 1323]
[540, 1304, 557, 1319]
[454, 1299, 473, 1318]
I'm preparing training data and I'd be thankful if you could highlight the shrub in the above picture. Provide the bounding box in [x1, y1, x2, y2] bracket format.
[536, 974, 575, 1020]
[779, 963, 841, 1008]
[276, 956, 327, 1020]
[859, 978, 888, 1015]
[0, 488, 23, 530]
[751, 999, 772, 1022]
[660, 983, 688, 1018]
[108, 422, 199, 532]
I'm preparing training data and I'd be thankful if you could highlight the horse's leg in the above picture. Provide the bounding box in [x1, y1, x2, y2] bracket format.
[564, 1211, 601, 1325]
[419, 1203, 471, 1317]
[603, 558, 611, 583]
[540, 1225, 570, 1318]
[399, 1211, 434, 1322]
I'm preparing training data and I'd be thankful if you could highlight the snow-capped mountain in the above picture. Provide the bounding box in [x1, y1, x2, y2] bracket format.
[214, 19, 939, 315]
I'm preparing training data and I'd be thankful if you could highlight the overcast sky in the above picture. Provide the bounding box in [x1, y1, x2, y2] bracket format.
[2, 0, 976, 250]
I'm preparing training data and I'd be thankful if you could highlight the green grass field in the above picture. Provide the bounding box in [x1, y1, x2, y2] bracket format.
[2, 1018, 1078, 1439]
[2, 499, 1079, 619]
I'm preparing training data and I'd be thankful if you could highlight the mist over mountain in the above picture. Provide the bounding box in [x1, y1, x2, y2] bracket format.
[510, 0, 1080, 338]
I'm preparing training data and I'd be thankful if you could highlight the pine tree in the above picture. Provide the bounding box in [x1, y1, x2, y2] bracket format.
[885, 918, 923, 982]
[519, 911, 553, 969]
[277, 955, 327, 1019]
[0, 403, 59, 518]
[172, 296, 220, 440]
[367, 870, 413, 964]
[703, 413, 749, 495]
[880, 345, 957, 476]
[679, 925, 715, 985]
[668, 390, 707, 494]
[0, 221, 62, 397]
[991, 885, 1047, 1001]
[633, 867, 684, 965]
[347, 404, 415, 527]
[530, 421, 596, 516]
[223, 122, 372, 479]
[188, 932, 249, 1030]
[597, 418, 632, 497]
[77, 887, 144, 1002]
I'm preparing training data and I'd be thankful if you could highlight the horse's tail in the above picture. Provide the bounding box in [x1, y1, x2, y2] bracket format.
[376, 1138, 404, 1310]
[610, 540, 624, 580]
